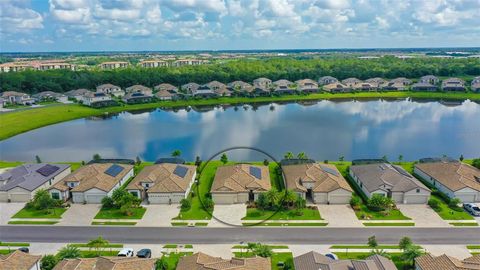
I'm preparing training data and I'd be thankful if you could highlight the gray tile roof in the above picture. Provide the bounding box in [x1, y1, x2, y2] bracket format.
[0, 163, 70, 192]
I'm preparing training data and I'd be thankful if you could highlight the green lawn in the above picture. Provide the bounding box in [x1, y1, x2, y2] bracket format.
[171, 222, 189, 226]
[91, 221, 136, 226]
[467, 245, 480, 249]
[243, 222, 328, 227]
[0, 250, 15, 255]
[195, 222, 208, 226]
[163, 244, 193, 248]
[242, 207, 322, 220]
[0, 242, 30, 247]
[334, 252, 412, 270]
[330, 245, 400, 249]
[428, 195, 474, 220]
[94, 207, 146, 219]
[449, 222, 478, 226]
[70, 243, 123, 248]
[355, 203, 411, 220]
[0, 161, 82, 171]
[234, 251, 294, 270]
[363, 223, 415, 226]
[79, 250, 119, 258]
[8, 220, 58, 225]
[161, 252, 193, 270]
[233, 245, 289, 249]
[12, 207, 66, 219]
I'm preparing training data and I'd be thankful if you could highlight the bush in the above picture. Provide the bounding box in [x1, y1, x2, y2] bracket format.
[367, 194, 395, 212]
[350, 196, 361, 207]
[41, 255, 58, 270]
[203, 197, 214, 211]
[180, 199, 191, 211]
[101, 196, 115, 209]
[448, 198, 461, 210]
[472, 158, 480, 169]
[428, 198, 440, 210]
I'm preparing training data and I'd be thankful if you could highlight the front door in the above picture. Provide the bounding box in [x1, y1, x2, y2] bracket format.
[248, 190, 254, 202]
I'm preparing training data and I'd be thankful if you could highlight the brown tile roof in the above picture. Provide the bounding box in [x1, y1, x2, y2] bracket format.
[211, 164, 271, 193]
[53, 256, 155, 270]
[155, 90, 177, 98]
[127, 163, 196, 193]
[283, 163, 352, 193]
[177, 252, 271, 270]
[154, 83, 178, 92]
[415, 162, 480, 192]
[323, 83, 350, 92]
[294, 251, 396, 270]
[415, 253, 480, 270]
[0, 250, 41, 270]
[50, 163, 133, 192]
[125, 85, 153, 94]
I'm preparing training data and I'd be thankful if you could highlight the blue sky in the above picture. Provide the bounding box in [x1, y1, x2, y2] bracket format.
[1, 0, 479, 52]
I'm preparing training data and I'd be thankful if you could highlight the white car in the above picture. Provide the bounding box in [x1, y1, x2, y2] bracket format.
[464, 203, 480, 216]
[117, 248, 134, 257]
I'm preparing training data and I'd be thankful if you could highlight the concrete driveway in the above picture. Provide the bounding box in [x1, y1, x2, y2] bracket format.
[57, 204, 100, 226]
[136, 204, 180, 227]
[423, 245, 472, 259]
[316, 204, 362, 227]
[210, 205, 246, 227]
[397, 204, 449, 227]
[0, 203, 25, 225]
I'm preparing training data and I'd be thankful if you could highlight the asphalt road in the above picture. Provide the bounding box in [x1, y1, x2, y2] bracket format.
[1, 226, 479, 245]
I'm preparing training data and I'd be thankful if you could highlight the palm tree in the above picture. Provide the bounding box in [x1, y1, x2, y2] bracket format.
[284, 152, 294, 159]
[402, 245, 423, 267]
[283, 190, 298, 208]
[57, 245, 81, 260]
[297, 152, 308, 160]
[171, 150, 182, 157]
[265, 188, 279, 209]
[398, 154, 403, 162]
[87, 236, 109, 256]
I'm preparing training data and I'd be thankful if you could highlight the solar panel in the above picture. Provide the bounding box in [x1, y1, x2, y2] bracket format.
[36, 164, 59, 177]
[249, 166, 262, 179]
[132, 92, 143, 97]
[173, 165, 188, 178]
[320, 165, 339, 177]
[104, 164, 124, 177]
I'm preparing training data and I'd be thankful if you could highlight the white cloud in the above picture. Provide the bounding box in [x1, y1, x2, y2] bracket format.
[0, 0, 43, 33]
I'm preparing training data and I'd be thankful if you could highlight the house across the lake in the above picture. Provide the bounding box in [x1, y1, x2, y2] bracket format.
[211, 164, 271, 204]
[96, 84, 125, 97]
[49, 163, 133, 203]
[318, 76, 338, 85]
[65, 89, 91, 101]
[442, 78, 466, 91]
[33, 91, 68, 103]
[126, 163, 196, 204]
[349, 163, 430, 204]
[323, 82, 351, 93]
[0, 91, 35, 105]
[0, 164, 71, 202]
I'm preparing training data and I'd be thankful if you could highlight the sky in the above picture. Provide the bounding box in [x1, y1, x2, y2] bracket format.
[1, 0, 479, 52]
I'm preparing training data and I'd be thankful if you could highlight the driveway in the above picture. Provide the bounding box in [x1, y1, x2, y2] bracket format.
[397, 204, 449, 227]
[29, 243, 67, 255]
[290, 244, 331, 256]
[316, 204, 362, 227]
[194, 244, 233, 258]
[210, 205, 246, 227]
[57, 204, 100, 226]
[0, 203, 25, 225]
[136, 204, 180, 227]
[423, 245, 472, 259]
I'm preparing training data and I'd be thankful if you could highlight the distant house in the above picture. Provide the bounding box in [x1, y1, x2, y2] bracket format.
[139, 60, 168, 68]
[295, 79, 319, 93]
[211, 164, 271, 204]
[365, 77, 387, 88]
[250, 87, 270, 96]
[181, 83, 200, 95]
[82, 91, 112, 106]
[415, 253, 480, 270]
[0, 164, 71, 202]
[33, 91, 68, 103]
[125, 85, 153, 95]
[349, 163, 430, 204]
[193, 84, 218, 98]
[318, 76, 338, 85]
[382, 81, 408, 91]
[352, 82, 376, 91]
[98, 61, 129, 69]
[323, 82, 351, 93]
[154, 83, 178, 92]
[341, 78, 362, 87]
[283, 163, 353, 204]
[414, 161, 480, 203]
[53, 256, 156, 270]
[155, 89, 179, 100]
[123, 85, 154, 103]
[206, 81, 231, 96]
[294, 251, 396, 270]
[1, 91, 35, 105]
[471, 76, 480, 92]
[389, 77, 412, 86]
[0, 250, 41, 270]
[420, 75, 439, 85]
[0, 97, 5, 108]
[65, 89, 91, 101]
[411, 82, 438, 91]
[442, 78, 466, 91]
[126, 163, 196, 204]
[253, 77, 272, 89]
[49, 163, 133, 203]
[96, 84, 124, 97]
[172, 59, 206, 67]
[228, 81, 254, 94]
[177, 252, 271, 270]
[273, 79, 296, 94]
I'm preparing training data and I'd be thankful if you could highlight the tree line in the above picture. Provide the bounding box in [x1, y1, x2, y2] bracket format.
[1, 56, 479, 94]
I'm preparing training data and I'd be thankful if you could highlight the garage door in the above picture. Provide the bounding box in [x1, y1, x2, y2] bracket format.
[404, 195, 428, 204]
[85, 194, 105, 204]
[328, 194, 351, 204]
[213, 194, 235, 204]
[10, 193, 31, 202]
[148, 194, 170, 204]
[0, 192, 8, 202]
[456, 194, 476, 203]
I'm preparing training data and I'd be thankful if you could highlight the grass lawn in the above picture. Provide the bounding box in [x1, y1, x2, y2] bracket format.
[0, 242, 30, 247]
[0, 250, 15, 255]
[242, 207, 322, 220]
[428, 195, 474, 220]
[12, 207, 66, 219]
[330, 245, 400, 249]
[363, 222, 415, 226]
[449, 222, 478, 226]
[79, 250, 119, 258]
[8, 220, 58, 225]
[70, 243, 123, 248]
[94, 207, 146, 219]
[161, 252, 193, 270]
[234, 251, 294, 270]
[163, 244, 193, 248]
[195, 222, 208, 226]
[334, 252, 412, 270]
[354, 203, 411, 220]
[243, 222, 328, 227]
[233, 245, 289, 249]
[171, 222, 189, 226]
[467, 245, 480, 249]
[91, 221, 136, 226]
[0, 161, 82, 171]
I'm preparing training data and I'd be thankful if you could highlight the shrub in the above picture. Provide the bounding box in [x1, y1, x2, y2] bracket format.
[203, 197, 214, 211]
[472, 158, 480, 169]
[368, 235, 378, 248]
[40, 255, 58, 270]
[180, 199, 191, 211]
[350, 196, 361, 207]
[367, 194, 394, 212]
[101, 196, 115, 209]
[428, 198, 440, 210]
[448, 198, 461, 210]
[57, 245, 81, 260]
[256, 193, 269, 210]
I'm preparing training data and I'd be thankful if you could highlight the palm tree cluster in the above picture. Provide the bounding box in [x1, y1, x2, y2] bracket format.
[256, 187, 306, 212]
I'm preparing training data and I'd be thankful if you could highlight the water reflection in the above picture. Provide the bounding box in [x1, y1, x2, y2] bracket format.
[0, 99, 479, 162]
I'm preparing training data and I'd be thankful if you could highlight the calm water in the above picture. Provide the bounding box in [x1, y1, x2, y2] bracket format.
[1, 99, 479, 162]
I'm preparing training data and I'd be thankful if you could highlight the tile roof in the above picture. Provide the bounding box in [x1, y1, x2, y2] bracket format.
[127, 163, 196, 193]
[0, 163, 70, 192]
[283, 163, 352, 193]
[415, 161, 480, 192]
[53, 256, 156, 270]
[0, 250, 41, 270]
[176, 252, 271, 270]
[211, 164, 271, 193]
[415, 254, 480, 270]
[154, 83, 178, 92]
[294, 251, 396, 270]
[50, 163, 132, 192]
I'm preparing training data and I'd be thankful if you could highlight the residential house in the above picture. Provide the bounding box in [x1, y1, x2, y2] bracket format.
[81, 91, 112, 106]
[228, 81, 254, 94]
[365, 77, 387, 88]
[442, 78, 466, 91]
[0, 250, 41, 270]
[192, 84, 218, 98]
[177, 252, 271, 270]
[96, 84, 125, 97]
[349, 163, 430, 204]
[37, 62, 75, 71]
[382, 81, 408, 91]
[211, 164, 271, 204]
[139, 60, 168, 68]
[414, 161, 480, 202]
[155, 89, 179, 100]
[98, 61, 129, 69]
[126, 163, 196, 204]
[53, 256, 156, 270]
[411, 82, 438, 91]
[48, 163, 133, 203]
[0, 97, 5, 108]
[273, 79, 296, 94]
[283, 162, 353, 204]
[420, 75, 440, 85]
[295, 79, 319, 93]
[123, 85, 154, 103]
[323, 82, 351, 93]
[471, 76, 480, 92]
[352, 82, 376, 91]
[172, 59, 206, 67]
[294, 251, 396, 270]
[1, 91, 35, 105]
[0, 62, 32, 72]
[415, 253, 480, 270]
[181, 83, 200, 95]
[390, 77, 412, 86]
[253, 77, 272, 89]
[206, 81, 231, 96]
[154, 83, 178, 92]
[0, 164, 71, 202]
[125, 85, 153, 95]
[250, 87, 271, 96]
[32, 91, 68, 103]
[65, 89, 91, 101]
[341, 78, 362, 87]
[318, 76, 338, 85]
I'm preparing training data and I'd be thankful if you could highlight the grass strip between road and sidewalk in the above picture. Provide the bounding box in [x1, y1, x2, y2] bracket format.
[449, 222, 478, 227]
[363, 222, 415, 227]
[91, 221, 136, 226]
[8, 220, 58, 225]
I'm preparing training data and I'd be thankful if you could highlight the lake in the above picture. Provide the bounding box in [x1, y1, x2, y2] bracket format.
[1, 99, 479, 162]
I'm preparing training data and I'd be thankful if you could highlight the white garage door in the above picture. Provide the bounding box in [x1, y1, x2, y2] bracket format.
[148, 194, 170, 204]
[456, 194, 476, 203]
[10, 193, 31, 202]
[213, 194, 236, 204]
[329, 194, 351, 204]
[85, 194, 105, 204]
[0, 192, 8, 202]
[404, 195, 429, 204]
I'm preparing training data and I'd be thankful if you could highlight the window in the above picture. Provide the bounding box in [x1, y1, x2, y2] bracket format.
[130, 191, 138, 197]
[145, 183, 150, 188]
[416, 189, 420, 193]
[52, 192, 60, 200]
[49, 179, 52, 185]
